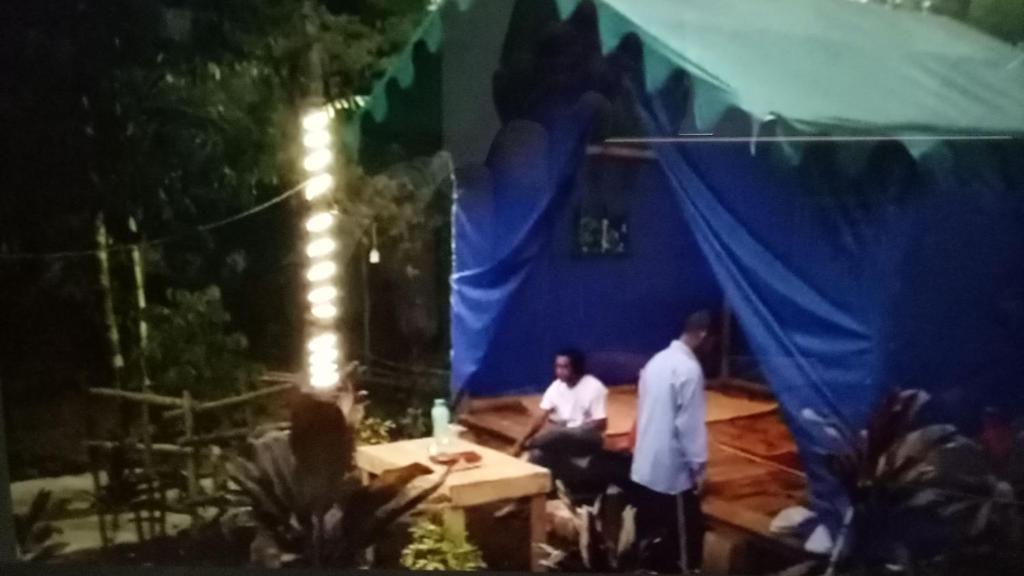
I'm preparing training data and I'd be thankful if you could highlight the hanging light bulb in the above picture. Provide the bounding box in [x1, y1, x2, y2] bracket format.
[305, 173, 334, 200]
[368, 222, 381, 264]
[302, 129, 332, 150]
[307, 285, 338, 305]
[302, 109, 330, 131]
[303, 149, 333, 172]
[306, 237, 336, 258]
[305, 212, 334, 233]
[306, 261, 337, 283]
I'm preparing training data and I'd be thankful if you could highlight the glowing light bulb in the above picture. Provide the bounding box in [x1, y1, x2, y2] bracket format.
[369, 248, 381, 264]
[303, 149, 333, 172]
[303, 129, 332, 149]
[305, 212, 334, 233]
[308, 286, 338, 304]
[308, 333, 337, 353]
[305, 174, 334, 200]
[310, 370, 340, 389]
[311, 303, 338, 319]
[309, 347, 339, 365]
[302, 110, 330, 131]
[307, 261, 337, 283]
[306, 238, 336, 258]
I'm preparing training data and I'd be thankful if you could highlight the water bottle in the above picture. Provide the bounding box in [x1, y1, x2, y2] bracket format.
[430, 398, 453, 455]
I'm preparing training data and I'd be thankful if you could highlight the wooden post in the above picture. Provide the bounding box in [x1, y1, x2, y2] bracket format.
[720, 302, 732, 381]
[0, 379, 17, 562]
[442, 507, 467, 544]
[86, 447, 110, 549]
[96, 214, 129, 434]
[183, 391, 200, 530]
[529, 494, 547, 572]
[128, 217, 159, 539]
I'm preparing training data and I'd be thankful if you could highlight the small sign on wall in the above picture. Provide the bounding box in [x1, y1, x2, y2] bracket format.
[574, 212, 629, 257]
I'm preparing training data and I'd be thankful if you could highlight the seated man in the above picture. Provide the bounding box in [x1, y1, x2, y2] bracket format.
[512, 349, 608, 486]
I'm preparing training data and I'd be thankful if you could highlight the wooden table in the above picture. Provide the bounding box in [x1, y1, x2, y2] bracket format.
[355, 437, 551, 571]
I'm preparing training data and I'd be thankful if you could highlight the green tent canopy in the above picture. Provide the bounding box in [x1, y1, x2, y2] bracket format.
[345, 0, 1024, 169]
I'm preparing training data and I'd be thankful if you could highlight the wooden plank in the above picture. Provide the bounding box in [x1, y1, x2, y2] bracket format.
[162, 382, 297, 420]
[355, 438, 550, 508]
[529, 494, 547, 572]
[83, 440, 190, 455]
[703, 496, 805, 556]
[459, 388, 778, 452]
[88, 388, 184, 408]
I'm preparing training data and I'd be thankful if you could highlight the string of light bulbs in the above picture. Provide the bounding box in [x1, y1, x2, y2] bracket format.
[300, 106, 343, 391]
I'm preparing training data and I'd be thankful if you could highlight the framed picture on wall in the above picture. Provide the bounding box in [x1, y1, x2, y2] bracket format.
[574, 210, 630, 257]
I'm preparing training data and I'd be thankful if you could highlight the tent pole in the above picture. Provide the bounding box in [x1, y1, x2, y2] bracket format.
[720, 302, 732, 381]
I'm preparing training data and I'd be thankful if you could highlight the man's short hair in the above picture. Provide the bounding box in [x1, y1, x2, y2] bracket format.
[685, 310, 712, 335]
[556, 348, 587, 376]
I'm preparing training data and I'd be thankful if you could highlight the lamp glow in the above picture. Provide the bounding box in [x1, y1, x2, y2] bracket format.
[300, 105, 340, 390]
[310, 347, 339, 365]
[308, 333, 338, 353]
[310, 370, 340, 389]
[303, 149, 333, 172]
[303, 130, 332, 149]
[306, 261, 337, 283]
[306, 238, 336, 258]
[369, 248, 381, 264]
[302, 110, 330, 131]
[305, 212, 334, 233]
[307, 286, 338, 304]
[311, 303, 338, 319]
[305, 174, 334, 200]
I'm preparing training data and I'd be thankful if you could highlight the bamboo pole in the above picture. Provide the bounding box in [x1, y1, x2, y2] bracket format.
[83, 440, 191, 455]
[87, 388, 185, 408]
[182, 391, 200, 530]
[95, 214, 128, 432]
[720, 302, 733, 381]
[85, 447, 110, 549]
[176, 422, 290, 447]
[161, 382, 297, 420]
[128, 216, 159, 538]
[362, 245, 371, 360]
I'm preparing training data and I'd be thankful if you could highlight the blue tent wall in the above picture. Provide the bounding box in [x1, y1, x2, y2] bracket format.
[362, 0, 1024, 535]
[458, 150, 721, 396]
[634, 86, 1024, 526]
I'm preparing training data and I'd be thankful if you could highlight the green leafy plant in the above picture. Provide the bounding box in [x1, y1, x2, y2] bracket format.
[226, 380, 451, 568]
[536, 483, 645, 572]
[358, 416, 397, 445]
[144, 286, 262, 400]
[400, 517, 486, 571]
[789, 389, 1021, 576]
[14, 489, 69, 563]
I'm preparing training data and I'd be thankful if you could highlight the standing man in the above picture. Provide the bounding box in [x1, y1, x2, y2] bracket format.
[631, 311, 711, 574]
[513, 349, 608, 482]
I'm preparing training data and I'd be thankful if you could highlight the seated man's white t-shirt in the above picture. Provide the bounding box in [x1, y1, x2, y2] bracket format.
[539, 374, 608, 428]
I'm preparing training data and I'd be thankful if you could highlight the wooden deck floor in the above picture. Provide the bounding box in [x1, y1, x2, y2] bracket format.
[457, 384, 808, 557]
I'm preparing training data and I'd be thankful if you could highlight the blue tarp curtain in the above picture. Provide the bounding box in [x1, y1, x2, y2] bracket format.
[354, 0, 1024, 531]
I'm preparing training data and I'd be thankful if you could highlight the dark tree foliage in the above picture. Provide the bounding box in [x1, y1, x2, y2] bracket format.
[0, 0, 427, 476]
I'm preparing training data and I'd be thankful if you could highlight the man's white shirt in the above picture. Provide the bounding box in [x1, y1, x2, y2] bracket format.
[539, 374, 608, 428]
[631, 340, 708, 495]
